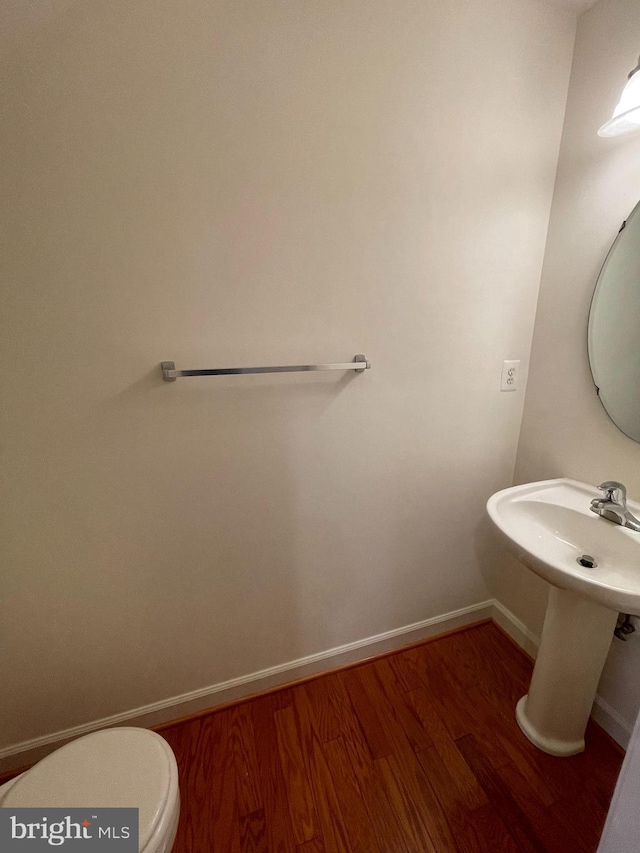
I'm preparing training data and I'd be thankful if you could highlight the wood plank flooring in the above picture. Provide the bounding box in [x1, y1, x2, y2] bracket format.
[159, 621, 623, 853]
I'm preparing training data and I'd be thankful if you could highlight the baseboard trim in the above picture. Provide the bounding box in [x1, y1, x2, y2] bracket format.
[0, 599, 494, 772]
[592, 696, 633, 750]
[2, 596, 631, 772]
[491, 600, 540, 659]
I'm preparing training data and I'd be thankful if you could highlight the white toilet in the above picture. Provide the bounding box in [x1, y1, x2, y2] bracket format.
[0, 727, 180, 853]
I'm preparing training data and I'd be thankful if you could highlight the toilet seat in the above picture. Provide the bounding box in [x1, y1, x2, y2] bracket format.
[0, 728, 179, 853]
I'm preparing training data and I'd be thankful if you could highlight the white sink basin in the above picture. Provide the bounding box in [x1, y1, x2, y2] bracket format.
[487, 477, 640, 757]
[487, 478, 640, 614]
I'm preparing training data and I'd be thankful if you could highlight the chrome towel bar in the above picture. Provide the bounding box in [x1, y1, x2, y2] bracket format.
[161, 354, 371, 381]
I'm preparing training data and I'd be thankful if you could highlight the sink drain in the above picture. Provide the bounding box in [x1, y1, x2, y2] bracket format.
[577, 554, 597, 568]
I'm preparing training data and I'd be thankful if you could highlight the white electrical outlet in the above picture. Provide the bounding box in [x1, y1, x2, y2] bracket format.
[501, 360, 520, 391]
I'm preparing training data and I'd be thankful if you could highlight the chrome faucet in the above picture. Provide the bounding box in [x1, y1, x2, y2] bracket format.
[590, 481, 640, 531]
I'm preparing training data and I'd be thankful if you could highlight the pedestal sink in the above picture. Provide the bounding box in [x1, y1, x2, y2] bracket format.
[487, 478, 640, 756]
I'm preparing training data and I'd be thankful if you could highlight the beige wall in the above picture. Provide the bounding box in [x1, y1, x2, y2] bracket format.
[1, 0, 574, 752]
[496, 0, 640, 738]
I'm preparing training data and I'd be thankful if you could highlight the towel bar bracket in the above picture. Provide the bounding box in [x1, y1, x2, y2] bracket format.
[354, 354, 368, 373]
[161, 362, 178, 382]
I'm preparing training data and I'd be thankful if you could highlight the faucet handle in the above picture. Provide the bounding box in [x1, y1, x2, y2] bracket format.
[598, 481, 627, 505]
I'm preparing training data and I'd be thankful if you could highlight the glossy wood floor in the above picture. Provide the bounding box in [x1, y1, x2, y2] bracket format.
[159, 621, 623, 853]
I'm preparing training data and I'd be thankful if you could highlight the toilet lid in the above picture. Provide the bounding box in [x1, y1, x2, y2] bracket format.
[2, 728, 176, 851]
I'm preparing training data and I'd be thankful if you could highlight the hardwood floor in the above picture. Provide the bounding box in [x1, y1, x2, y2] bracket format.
[158, 621, 623, 853]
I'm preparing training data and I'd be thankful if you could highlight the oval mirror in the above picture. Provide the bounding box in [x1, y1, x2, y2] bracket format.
[588, 200, 640, 442]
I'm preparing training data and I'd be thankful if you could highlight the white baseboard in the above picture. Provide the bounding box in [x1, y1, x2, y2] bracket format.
[491, 600, 540, 659]
[591, 697, 632, 750]
[0, 599, 494, 773]
[1, 596, 630, 773]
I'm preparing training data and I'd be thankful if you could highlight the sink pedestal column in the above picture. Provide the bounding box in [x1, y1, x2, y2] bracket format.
[516, 587, 617, 756]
